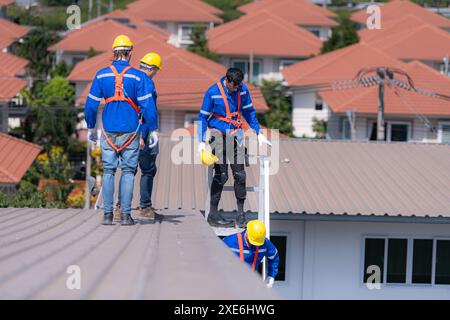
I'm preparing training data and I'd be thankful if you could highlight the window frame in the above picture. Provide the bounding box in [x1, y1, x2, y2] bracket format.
[231, 58, 262, 84]
[367, 120, 412, 142]
[178, 23, 196, 44]
[361, 235, 450, 288]
[437, 122, 450, 144]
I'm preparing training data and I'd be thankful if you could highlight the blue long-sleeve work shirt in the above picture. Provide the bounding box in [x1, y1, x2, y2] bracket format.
[198, 77, 260, 142]
[141, 75, 158, 140]
[223, 231, 279, 278]
[84, 60, 158, 133]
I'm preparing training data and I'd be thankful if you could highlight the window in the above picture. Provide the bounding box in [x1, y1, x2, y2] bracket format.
[435, 240, 450, 285]
[363, 238, 385, 283]
[257, 235, 287, 282]
[387, 239, 408, 283]
[389, 123, 409, 142]
[369, 122, 410, 142]
[179, 24, 194, 42]
[232, 60, 261, 83]
[279, 60, 298, 70]
[308, 29, 321, 38]
[363, 237, 450, 286]
[412, 239, 433, 284]
[315, 95, 323, 111]
[439, 123, 450, 144]
[72, 56, 85, 65]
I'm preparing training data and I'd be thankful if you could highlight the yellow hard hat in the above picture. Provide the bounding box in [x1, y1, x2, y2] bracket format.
[140, 52, 162, 70]
[247, 220, 266, 246]
[112, 35, 133, 50]
[200, 149, 219, 166]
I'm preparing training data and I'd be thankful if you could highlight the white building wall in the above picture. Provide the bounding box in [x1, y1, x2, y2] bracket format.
[292, 92, 329, 138]
[270, 219, 450, 299]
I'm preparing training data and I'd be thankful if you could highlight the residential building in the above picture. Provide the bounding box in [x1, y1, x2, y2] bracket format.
[358, 15, 450, 74]
[101, 135, 450, 299]
[68, 34, 268, 134]
[0, 17, 28, 52]
[282, 43, 450, 142]
[121, 0, 223, 48]
[237, 0, 337, 41]
[49, 14, 169, 66]
[351, 0, 450, 32]
[0, 132, 41, 195]
[207, 11, 322, 83]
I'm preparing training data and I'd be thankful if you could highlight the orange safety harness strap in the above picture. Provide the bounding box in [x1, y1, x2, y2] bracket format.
[101, 65, 141, 154]
[213, 80, 242, 135]
[237, 232, 259, 271]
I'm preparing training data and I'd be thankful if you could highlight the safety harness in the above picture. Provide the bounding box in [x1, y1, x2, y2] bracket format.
[212, 80, 242, 136]
[237, 232, 259, 271]
[101, 65, 141, 153]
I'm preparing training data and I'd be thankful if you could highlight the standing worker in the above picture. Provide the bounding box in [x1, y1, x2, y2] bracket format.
[113, 52, 162, 221]
[85, 34, 158, 226]
[198, 67, 271, 228]
[223, 220, 279, 288]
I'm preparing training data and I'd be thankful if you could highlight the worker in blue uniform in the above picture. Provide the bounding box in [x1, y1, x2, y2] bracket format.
[223, 220, 279, 288]
[197, 67, 271, 228]
[84, 34, 158, 226]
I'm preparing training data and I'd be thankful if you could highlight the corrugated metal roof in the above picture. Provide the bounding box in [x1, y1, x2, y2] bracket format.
[98, 136, 450, 218]
[0, 208, 278, 299]
[0, 133, 41, 184]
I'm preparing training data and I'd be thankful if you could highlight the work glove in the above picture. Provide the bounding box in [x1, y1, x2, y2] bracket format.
[87, 128, 98, 146]
[257, 133, 272, 147]
[148, 131, 158, 149]
[265, 276, 275, 288]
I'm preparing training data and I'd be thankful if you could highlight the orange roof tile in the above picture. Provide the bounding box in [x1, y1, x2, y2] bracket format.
[49, 17, 168, 53]
[238, 0, 336, 17]
[0, 18, 29, 50]
[0, 71, 27, 102]
[320, 61, 450, 116]
[124, 0, 223, 23]
[208, 10, 322, 57]
[0, 132, 41, 184]
[282, 42, 406, 87]
[364, 23, 450, 62]
[69, 35, 268, 111]
[238, 0, 337, 26]
[0, 0, 14, 6]
[0, 52, 28, 76]
[351, 0, 450, 29]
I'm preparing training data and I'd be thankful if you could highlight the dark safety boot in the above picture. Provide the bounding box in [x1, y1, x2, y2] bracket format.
[235, 213, 248, 229]
[102, 213, 113, 225]
[207, 205, 233, 227]
[120, 214, 135, 226]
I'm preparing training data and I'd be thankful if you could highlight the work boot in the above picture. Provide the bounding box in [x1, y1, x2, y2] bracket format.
[207, 211, 234, 227]
[102, 213, 113, 225]
[138, 207, 163, 220]
[113, 205, 121, 221]
[235, 213, 248, 229]
[120, 214, 135, 226]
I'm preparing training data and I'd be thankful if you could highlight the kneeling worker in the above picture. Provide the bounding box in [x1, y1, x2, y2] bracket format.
[223, 220, 279, 288]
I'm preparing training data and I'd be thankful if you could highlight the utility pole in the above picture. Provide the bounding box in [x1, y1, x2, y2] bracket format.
[443, 55, 449, 76]
[346, 108, 356, 141]
[376, 68, 385, 141]
[97, 0, 101, 17]
[88, 0, 93, 20]
[109, 0, 114, 12]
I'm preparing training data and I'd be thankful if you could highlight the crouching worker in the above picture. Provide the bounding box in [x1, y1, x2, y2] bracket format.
[223, 220, 279, 288]
[84, 34, 158, 226]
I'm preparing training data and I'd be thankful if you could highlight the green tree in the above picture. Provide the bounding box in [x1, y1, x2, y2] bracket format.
[202, 0, 253, 22]
[24, 77, 78, 151]
[257, 80, 293, 137]
[187, 23, 219, 62]
[14, 27, 61, 78]
[321, 10, 359, 54]
[50, 60, 73, 78]
[312, 117, 327, 139]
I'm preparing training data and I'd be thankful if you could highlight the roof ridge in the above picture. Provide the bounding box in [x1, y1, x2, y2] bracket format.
[211, 12, 321, 50]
